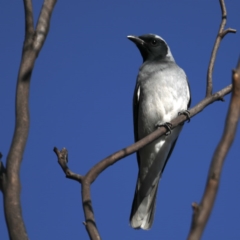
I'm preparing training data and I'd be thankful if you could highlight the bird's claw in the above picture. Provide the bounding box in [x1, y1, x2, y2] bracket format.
[155, 122, 172, 136]
[178, 110, 191, 123]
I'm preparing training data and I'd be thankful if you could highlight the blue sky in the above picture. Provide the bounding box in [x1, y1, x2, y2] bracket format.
[1, 1, 240, 239]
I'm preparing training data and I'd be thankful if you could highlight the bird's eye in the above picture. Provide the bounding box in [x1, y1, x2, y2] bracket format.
[151, 39, 157, 45]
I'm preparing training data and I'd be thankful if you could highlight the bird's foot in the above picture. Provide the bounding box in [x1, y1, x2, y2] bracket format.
[155, 122, 172, 136]
[178, 110, 191, 123]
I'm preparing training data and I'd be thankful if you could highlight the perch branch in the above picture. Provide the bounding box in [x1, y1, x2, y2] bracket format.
[55, 83, 232, 240]
[84, 85, 232, 185]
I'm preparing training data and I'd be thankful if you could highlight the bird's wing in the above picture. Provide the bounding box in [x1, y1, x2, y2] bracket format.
[137, 127, 181, 199]
[160, 74, 190, 174]
[161, 137, 178, 174]
[133, 82, 141, 167]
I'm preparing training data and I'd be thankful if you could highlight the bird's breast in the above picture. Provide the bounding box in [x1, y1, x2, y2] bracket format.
[137, 67, 189, 138]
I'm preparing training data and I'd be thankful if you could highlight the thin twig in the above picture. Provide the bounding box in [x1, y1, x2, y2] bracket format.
[187, 59, 240, 240]
[220, 28, 237, 38]
[206, 0, 236, 97]
[53, 147, 83, 182]
[55, 83, 232, 240]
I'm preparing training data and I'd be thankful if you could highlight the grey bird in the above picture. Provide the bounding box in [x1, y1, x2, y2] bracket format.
[128, 34, 191, 230]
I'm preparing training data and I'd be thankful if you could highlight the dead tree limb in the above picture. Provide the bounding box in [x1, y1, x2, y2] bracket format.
[0, 1, 57, 239]
[187, 59, 240, 240]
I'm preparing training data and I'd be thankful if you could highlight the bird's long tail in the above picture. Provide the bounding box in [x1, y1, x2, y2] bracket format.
[130, 129, 180, 229]
[130, 175, 160, 230]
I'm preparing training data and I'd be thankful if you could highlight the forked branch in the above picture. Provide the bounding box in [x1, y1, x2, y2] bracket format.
[206, 0, 236, 97]
[0, 1, 57, 239]
[54, 82, 232, 240]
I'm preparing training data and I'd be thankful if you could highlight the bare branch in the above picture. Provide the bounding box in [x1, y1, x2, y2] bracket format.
[3, 1, 57, 239]
[187, 59, 240, 240]
[53, 147, 83, 182]
[53, 146, 101, 240]
[220, 28, 237, 38]
[33, 0, 57, 54]
[23, 0, 34, 36]
[219, 0, 227, 16]
[81, 181, 101, 240]
[55, 83, 232, 240]
[206, 0, 236, 97]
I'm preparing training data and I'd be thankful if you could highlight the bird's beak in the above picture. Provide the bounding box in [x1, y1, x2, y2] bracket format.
[127, 35, 145, 46]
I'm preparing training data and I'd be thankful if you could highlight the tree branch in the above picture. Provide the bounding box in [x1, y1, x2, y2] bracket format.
[206, 0, 236, 97]
[187, 59, 240, 240]
[2, 1, 57, 239]
[53, 147, 83, 182]
[54, 83, 232, 240]
[84, 85, 232, 185]
[34, 0, 57, 54]
[23, 0, 34, 36]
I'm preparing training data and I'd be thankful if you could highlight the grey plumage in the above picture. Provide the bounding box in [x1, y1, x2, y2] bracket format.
[128, 34, 191, 230]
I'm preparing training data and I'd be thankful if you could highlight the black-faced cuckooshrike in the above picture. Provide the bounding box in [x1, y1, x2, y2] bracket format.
[128, 34, 191, 230]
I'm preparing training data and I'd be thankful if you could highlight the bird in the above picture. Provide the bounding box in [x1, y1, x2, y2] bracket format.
[127, 34, 191, 230]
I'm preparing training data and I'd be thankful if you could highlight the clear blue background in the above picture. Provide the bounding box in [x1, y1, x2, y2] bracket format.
[1, 1, 240, 239]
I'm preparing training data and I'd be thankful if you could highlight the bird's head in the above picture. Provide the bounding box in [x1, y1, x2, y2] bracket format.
[127, 34, 174, 63]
